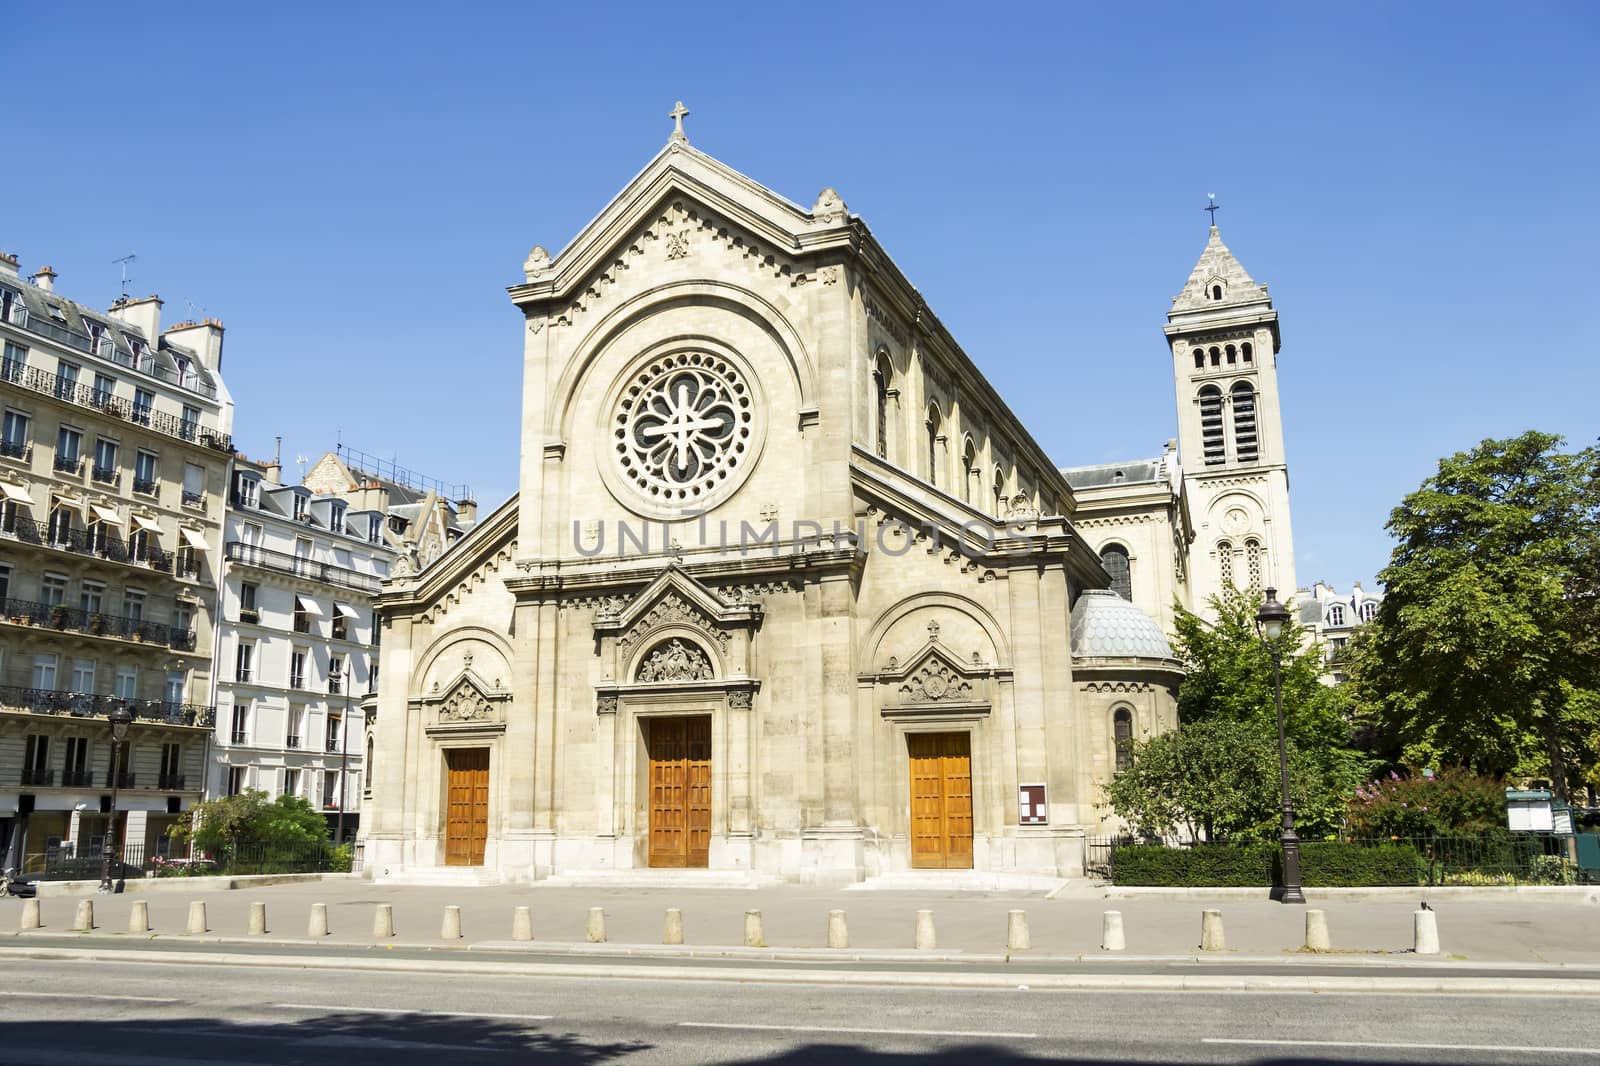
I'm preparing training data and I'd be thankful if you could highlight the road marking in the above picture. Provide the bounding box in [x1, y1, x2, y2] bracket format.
[680, 1022, 1037, 1040]
[273, 1003, 552, 1022]
[5, 992, 179, 1004]
[1205, 1038, 1600, 1055]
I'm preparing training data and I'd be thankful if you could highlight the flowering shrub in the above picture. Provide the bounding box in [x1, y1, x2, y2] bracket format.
[1346, 768, 1506, 837]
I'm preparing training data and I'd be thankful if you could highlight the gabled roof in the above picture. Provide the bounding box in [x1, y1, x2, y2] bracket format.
[1171, 226, 1270, 314]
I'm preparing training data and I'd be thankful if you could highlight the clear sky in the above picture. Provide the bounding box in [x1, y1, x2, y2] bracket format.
[9, 3, 1596, 591]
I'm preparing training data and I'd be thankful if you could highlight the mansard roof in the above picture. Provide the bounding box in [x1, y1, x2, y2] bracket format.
[1060, 458, 1165, 490]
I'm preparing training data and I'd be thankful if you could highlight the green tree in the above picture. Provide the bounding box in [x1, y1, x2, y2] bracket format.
[1101, 719, 1345, 843]
[1349, 432, 1600, 793]
[170, 790, 331, 853]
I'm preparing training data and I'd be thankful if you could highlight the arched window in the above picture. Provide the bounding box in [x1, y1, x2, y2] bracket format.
[1217, 540, 1234, 587]
[1211, 284, 1223, 301]
[925, 405, 942, 487]
[1193, 348, 1205, 369]
[992, 465, 1005, 517]
[1327, 604, 1346, 627]
[1209, 346, 1221, 367]
[1231, 381, 1258, 463]
[1244, 538, 1263, 592]
[1100, 544, 1132, 600]
[961, 438, 977, 505]
[1113, 709, 1134, 773]
[1198, 386, 1225, 465]
[872, 354, 891, 460]
[1225, 344, 1236, 364]
[1241, 341, 1253, 363]
[1358, 601, 1378, 623]
[366, 733, 374, 769]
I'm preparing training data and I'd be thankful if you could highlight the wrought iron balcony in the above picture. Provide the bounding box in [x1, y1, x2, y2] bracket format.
[230, 729, 248, 744]
[0, 514, 178, 573]
[20, 767, 54, 786]
[91, 464, 120, 486]
[0, 438, 28, 460]
[1, 597, 195, 649]
[157, 773, 186, 790]
[132, 476, 157, 496]
[0, 361, 230, 451]
[286, 734, 302, 749]
[108, 771, 136, 789]
[61, 769, 93, 788]
[3, 311, 218, 399]
[224, 541, 383, 595]
[53, 454, 82, 475]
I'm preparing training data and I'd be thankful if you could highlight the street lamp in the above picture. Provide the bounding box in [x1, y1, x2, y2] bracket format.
[335, 662, 351, 845]
[1255, 587, 1305, 905]
[98, 705, 134, 895]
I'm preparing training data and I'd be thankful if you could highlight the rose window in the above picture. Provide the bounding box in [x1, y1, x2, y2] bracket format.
[615, 353, 753, 503]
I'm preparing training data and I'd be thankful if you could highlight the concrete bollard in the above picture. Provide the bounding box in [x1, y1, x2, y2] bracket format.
[915, 909, 936, 950]
[512, 906, 533, 942]
[441, 905, 462, 940]
[1304, 909, 1331, 952]
[20, 898, 41, 930]
[73, 900, 94, 932]
[1007, 909, 1030, 951]
[309, 903, 330, 937]
[586, 907, 606, 943]
[187, 901, 208, 935]
[744, 909, 765, 948]
[248, 901, 268, 936]
[128, 900, 149, 933]
[663, 908, 684, 945]
[1102, 910, 1125, 951]
[1200, 908, 1225, 951]
[373, 903, 394, 939]
[1413, 908, 1440, 955]
[827, 909, 849, 949]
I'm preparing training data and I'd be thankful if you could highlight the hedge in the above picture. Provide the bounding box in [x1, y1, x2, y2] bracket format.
[1110, 841, 1420, 887]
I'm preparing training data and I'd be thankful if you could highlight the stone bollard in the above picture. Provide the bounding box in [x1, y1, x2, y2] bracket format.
[73, 900, 94, 932]
[1304, 909, 1331, 952]
[1200, 909, 1225, 951]
[309, 903, 330, 937]
[663, 908, 684, 945]
[441, 905, 462, 940]
[586, 907, 606, 943]
[827, 909, 849, 949]
[1102, 910, 1126, 951]
[1007, 909, 1030, 951]
[187, 901, 208, 935]
[128, 900, 149, 934]
[248, 901, 268, 936]
[915, 909, 936, 950]
[512, 906, 533, 942]
[744, 909, 765, 948]
[20, 898, 42, 930]
[373, 903, 394, 939]
[1413, 908, 1440, 955]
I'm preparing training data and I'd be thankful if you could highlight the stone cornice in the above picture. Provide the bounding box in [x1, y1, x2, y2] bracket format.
[502, 545, 863, 599]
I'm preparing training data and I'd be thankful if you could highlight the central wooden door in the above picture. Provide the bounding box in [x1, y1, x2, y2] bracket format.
[908, 732, 973, 869]
[444, 748, 490, 866]
[647, 716, 711, 868]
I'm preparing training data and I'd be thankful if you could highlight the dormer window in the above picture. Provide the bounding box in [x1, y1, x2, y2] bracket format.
[1211, 284, 1223, 300]
[292, 494, 308, 522]
[367, 514, 382, 544]
[232, 473, 259, 509]
[1327, 604, 1346, 627]
[1, 289, 26, 326]
[1358, 601, 1377, 623]
[329, 501, 347, 535]
[47, 302, 67, 324]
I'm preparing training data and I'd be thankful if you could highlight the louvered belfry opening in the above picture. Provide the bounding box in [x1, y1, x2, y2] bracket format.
[1199, 386, 1225, 465]
[1232, 381, 1258, 462]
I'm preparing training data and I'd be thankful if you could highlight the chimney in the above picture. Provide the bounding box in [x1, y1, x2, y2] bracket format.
[265, 436, 283, 485]
[0, 252, 18, 278]
[455, 498, 478, 527]
[109, 295, 162, 345]
[32, 265, 56, 292]
[164, 317, 225, 372]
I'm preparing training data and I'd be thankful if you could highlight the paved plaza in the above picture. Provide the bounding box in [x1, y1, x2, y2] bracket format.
[5, 877, 1599, 966]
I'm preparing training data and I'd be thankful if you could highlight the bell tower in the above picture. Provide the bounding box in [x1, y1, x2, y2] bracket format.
[1165, 221, 1298, 618]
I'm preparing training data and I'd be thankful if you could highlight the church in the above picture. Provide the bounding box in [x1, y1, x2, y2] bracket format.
[365, 109, 1297, 885]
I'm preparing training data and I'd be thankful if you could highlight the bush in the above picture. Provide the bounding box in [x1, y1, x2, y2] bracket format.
[1111, 841, 1422, 887]
[1346, 769, 1506, 837]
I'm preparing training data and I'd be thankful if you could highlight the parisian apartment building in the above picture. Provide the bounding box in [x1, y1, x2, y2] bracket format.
[1297, 579, 1384, 685]
[213, 447, 471, 843]
[0, 253, 233, 873]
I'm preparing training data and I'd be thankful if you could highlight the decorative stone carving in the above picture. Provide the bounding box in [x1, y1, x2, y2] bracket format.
[899, 659, 973, 704]
[618, 592, 732, 654]
[523, 245, 552, 279]
[811, 187, 848, 223]
[596, 694, 618, 714]
[613, 352, 755, 507]
[636, 638, 714, 682]
[417, 531, 444, 570]
[726, 690, 752, 710]
[438, 684, 495, 723]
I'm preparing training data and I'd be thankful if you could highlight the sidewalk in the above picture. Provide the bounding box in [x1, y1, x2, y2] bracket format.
[5, 877, 1599, 965]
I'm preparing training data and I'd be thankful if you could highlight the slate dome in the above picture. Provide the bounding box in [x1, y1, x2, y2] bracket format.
[1069, 590, 1175, 659]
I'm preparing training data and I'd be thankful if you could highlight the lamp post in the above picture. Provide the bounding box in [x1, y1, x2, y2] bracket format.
[1255, 587, 1305, 905]
[98, 705, 134, 895]
[335, 663, 351, 845]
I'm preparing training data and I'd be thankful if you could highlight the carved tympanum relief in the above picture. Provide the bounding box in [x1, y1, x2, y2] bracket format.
[899, 658, 973, 704]
[617, 593, 732, 655]
[635, 638, 715, 682]
[438, 683, 496, 723]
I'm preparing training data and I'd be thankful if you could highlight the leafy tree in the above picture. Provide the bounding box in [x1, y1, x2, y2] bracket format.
[1102, 719, 1345, 843]
[170, 790, 331, 853]
[1349, 432, 1600, 793]
[1346, 768, 1508, 838]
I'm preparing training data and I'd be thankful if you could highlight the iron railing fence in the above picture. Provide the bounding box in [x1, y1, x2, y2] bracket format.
[1341, 834, 1581, 886]
[18, 839, 354, 880]
[0, 313, 220, 400]
[224, 541, 383, 594]
[0, 361, 229, 448]
[0, 514, 176, 573]
[0, 597, 192, 648]
[0, 684, 215, 727]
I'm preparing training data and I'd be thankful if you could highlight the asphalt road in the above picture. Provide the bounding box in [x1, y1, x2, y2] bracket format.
[6, 956, 1600, 1064]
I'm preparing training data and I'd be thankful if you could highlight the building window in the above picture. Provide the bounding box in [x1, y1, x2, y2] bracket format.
[329, 501, 346, 535]
[235, 640, 255, 683]
[289, 648, 308, 690]
[292, 494, 308, 522]
[180, 404, 199, 440]
[1241, 341, 1254, 363]
[1244, 538, 1263, 592]
[123, 588, 144, 622]
[31, 653, 58, 690]
[293, 596, 314, 634]
[1113, 709, 1134, 773]
[71, 657, 96, 694]
[41, 572, 67, 607]
[1211, 284, 1223, 301]
[925, 405, 941, 487]
[1358, 601, 1377, 623]
[239, 582, 258, 620]
[56, 426, 82, 474]
[132, 388, 154, 425]
[328, 656, 345, 694]
[872, 355, 891, 460]
[0, 562, 9, 602]
[1, 408, 28, 459]
[134, 450, 158, 495]
[226, 766, 247, 796]
[366, 514, 382, 544]
[1231, 382, 1258, 463]
[283, 768, 301, 798]
[1192, 348, 1204, 369]
[1100, 545, 1132, 600]
[1327, 604, 1346, 627]
[1, 290, 27, 326]
[326, 714, 342, 753]
[115, 665, 138, 700]
[159, 744, 182, 789]
[1198, 386, 1225, 465]
[331, 609, 349, 641]
[961, 439, 977, 506]
[230, 702, 250, 744]
[992, 466, 1004, 517]
[54, 362, 79, 401]
[79, 580, 105, 616]
[182, 463, 205, 506]
[322, 771, 339, 810]
[1217, 541, 1234, 587]
[64, 736, 89, 786]
[24, 734, 49, 785]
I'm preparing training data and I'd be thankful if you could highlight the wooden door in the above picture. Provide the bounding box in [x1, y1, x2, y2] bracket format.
[444, 748, 489, 866]
[647, 716, 712, 868]
[908, 732, 973, 869]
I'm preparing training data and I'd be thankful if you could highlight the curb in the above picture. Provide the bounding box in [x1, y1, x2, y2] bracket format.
[1104, 886, 1600, 903]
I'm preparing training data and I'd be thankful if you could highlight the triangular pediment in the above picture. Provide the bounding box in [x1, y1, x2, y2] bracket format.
[880, 645, 989, 707]
[417, 668, 509, 706]
[597, 564, 761, 635]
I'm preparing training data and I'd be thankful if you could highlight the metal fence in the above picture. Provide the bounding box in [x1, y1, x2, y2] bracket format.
[20, 839, 354, 881]
[1342, 834, 1583, 886]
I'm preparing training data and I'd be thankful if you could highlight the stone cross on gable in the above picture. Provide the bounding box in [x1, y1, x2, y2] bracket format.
[669, 101, 690, 142]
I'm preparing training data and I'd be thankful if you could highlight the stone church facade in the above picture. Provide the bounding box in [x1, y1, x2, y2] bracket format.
[364, 119, 1305, 885]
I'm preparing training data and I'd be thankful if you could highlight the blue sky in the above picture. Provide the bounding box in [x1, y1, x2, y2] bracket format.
[9, 3, 1596, 591]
